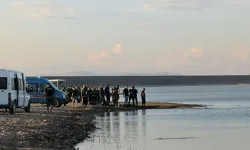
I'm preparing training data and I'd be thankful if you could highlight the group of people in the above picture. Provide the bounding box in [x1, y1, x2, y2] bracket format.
[43, 84, 146, 113]
[65, 84, 147, 107]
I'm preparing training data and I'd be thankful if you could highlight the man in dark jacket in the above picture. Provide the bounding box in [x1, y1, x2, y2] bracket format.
[99, 85, 105, 105]
[81, 85, 88, 105]
[105, 84, 110, 105]
[87, 87, 93, 105]
[44, 84, 55, 114]
[129, 86, 138, 106]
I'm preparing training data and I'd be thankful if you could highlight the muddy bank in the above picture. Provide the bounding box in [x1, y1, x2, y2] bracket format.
[0, 107, 96, 150]
[72, 102, 206, 111]
[0, 102, 205, 150]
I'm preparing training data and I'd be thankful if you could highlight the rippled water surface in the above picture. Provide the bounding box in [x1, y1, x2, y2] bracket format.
[76, 85, 250, 150]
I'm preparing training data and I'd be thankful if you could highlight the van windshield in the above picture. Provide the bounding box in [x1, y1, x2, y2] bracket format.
[58, 81, 66, 90]
[48, 81, 59, 91]
[0, 77, 7, 89]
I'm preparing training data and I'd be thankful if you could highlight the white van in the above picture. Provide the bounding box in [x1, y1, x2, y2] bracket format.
[0, 69, 31, 114]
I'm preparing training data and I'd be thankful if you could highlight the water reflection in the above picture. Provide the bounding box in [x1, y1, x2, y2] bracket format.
[79, 110, 144, 149]
[111, 111, 120, 144]
[104, 112, 111, 143]
[76, 107, 250, 150]
[141, 109, 147, 137]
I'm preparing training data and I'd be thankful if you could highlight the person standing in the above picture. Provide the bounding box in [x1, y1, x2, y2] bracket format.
[112, 85, 119, 106]
[141, 88, 146, 106]
[44, 84, 55, 114]
[116, 85, 120, 102]
[123, 86, 129, 104]
[128, 88, 133, 105]
[72, 86, 78, 107]
[131, 86, 138, 107]
[105, 84, 111, 105]
[67, 86, 73, 102]
[81, 85, 88, 105]
[87, 87, 93, 105]
[99, 85, 105, 105]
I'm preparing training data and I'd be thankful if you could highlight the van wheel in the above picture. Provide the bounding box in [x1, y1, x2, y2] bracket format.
[9, 103, 16, 114]
[24, 101, 31, 113]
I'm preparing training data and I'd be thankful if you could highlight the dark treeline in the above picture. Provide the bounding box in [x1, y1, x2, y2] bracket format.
[35, 75, 250, 86]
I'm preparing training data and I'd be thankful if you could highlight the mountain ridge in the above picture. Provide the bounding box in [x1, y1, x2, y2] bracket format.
[42, 71, 182, 76]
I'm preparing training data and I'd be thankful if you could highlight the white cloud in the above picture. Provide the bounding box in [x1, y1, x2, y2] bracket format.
[112, 43, 122, 54]
[144, 4, 153, 11]
[136, 22, 167, 28]
[231, 49, 250, 61]
[153, 47, 203, 69]
[10, 1, 77, 18]
[144, 0, 244, 11]
[88, 50, 110, 61]
[190, 47, 203, 58]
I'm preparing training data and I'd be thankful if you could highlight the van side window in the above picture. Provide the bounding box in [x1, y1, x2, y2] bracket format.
[11, 78, 18, 90]
[27, 83, 38, 91]
[0, 77, 7, 90]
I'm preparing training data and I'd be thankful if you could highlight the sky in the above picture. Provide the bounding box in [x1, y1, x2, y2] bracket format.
[0, 0, 250, 76]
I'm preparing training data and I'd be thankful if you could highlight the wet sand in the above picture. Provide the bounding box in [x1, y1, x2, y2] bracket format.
[0, 103, 205, 150]
[72, 102, 205, 111]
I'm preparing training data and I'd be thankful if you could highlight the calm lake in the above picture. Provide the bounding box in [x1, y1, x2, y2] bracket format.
[75, 85, 250, 150]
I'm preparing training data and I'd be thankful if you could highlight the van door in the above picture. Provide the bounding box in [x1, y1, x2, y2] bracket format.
[39, 82, 48, 104]
[16, 73, 24, 107]
[13, 73, 19, 106]
[21, 73, 26, 107]
[0, 77, 8, 105]
[27, 83, 42, 103]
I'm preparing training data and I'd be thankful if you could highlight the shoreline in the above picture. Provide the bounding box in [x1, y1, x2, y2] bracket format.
[0, 103, 206, 150]
[71, 102, 206, 111]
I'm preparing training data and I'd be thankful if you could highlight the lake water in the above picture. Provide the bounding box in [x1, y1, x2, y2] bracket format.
[75, 85, 250, 150]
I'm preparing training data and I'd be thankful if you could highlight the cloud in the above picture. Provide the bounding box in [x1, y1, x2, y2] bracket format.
[144, 0, 243, 11]
[136, 22, 168, 28]
[88, 43, 123, 63]
[143, 4, 153, 11]
[190, 47, 203, 57]
[88, 50, 110, 61]
[10, 1, 77, 19]
[153, 47, 203, 70]
[0, 12, 5, 16]
[112, 43, 122, 54]
[231, 49, 250, 61]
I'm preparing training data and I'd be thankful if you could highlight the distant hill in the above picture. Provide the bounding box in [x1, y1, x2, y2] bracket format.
[43, 75, 250, 86]
[43, 71, 182, 76]
[43, 71, 96, 76]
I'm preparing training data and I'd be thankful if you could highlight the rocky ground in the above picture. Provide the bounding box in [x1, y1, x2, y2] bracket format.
[0, 106, 96, 150]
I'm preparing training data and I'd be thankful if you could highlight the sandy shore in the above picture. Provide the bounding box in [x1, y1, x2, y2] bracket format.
[0, 102, 205, 150]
